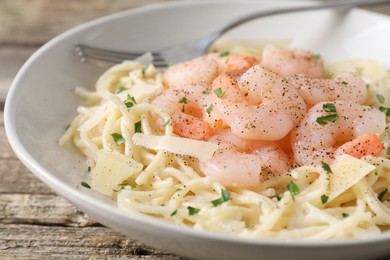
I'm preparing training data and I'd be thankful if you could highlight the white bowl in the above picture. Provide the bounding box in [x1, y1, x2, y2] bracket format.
[5, 1, 390, 259]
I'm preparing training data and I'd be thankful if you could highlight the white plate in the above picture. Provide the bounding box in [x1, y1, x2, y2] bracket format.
[5, 1, 390, 259]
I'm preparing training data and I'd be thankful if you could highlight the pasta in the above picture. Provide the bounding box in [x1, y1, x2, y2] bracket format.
[60, 45, 390, 240]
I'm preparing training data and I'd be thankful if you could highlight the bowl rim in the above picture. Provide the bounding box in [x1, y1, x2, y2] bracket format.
[4, 0, 390, 249]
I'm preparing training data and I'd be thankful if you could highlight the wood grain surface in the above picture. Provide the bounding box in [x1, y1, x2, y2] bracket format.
[1, 1, 390, 259]
[0, 1, 186, 259]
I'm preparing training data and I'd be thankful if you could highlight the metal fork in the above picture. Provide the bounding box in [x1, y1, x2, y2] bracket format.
[75, 0, 390, 67]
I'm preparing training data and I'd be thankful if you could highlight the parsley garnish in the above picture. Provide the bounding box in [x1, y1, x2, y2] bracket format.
[134, 121, 142, 133]
[378, 188, 388, 201]
[321, 194, 329, 204]
[117, 86, 127, 93]
[323, 103, 336, 113]
[206, 104, 214, 115]
[379, 106, 390, 117]
[342, 213, 350, 218]
[341, 81, 348, 85]
[81, 182, 91, 189]
[202, 90, 210, 95]
[162, 119, 170, 127]
[111, 133, 126, 145]
[170, 209, 178, 216]
[179, 96, 187, 112]
[321, 161, 333, 174]
[214, 88, 225, 98]
[113, 181, 136, 192]
[187, 206, 200, 215]
[87, 166, 91, 173]
[178, 96, 188, 104]
[124, 94, 137, 108]
[377, 94, 385, 104]
[211, 189, 231, 206]
[316, 103, 339, 125]
[287, 181, 300, 195]
[219, 51, 230, 57]
[311, 54, 321, 59]
[316, 114, 339, 125]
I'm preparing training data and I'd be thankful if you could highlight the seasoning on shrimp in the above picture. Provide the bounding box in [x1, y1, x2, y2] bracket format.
[292, 100, 386, 165]
[62, 42, 390, 240]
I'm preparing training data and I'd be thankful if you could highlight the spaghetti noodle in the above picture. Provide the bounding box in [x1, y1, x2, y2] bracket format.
[60, 45, 390, 240]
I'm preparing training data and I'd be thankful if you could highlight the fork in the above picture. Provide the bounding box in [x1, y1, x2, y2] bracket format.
[75, 0, 390, 67]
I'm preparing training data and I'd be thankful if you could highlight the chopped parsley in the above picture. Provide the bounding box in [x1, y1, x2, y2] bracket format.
[316, 114, 339, 125]
[178, 96, 188, 104]
[378, 188, 388, 201]
[117, 86, 128, 93]
[287, 181, 300, 196]
[342, 213, 350, 218]
[170, 209, 178, 216]
[134, 121, 142, 133]
[111, 133, 126, 145]
[321, 194, 329, 204]
[321, 161, 333, 174]
[87, 166, 91, 173]
[113, 181, 136, 192]
[311, 54, 322, 59]
[379, 106, 390, 117]
[377, 94, 385, 104]
[206, 104, 214, 115]
[219, 51, 230, 57]
[341, 81, 348, 85]
[162, 119, 171, 127]
[214, 88, 225, 98]
[179, 96, 187, 112]
[81, 182, 91, 189]
[323, 103, 337, 113]
[316, 103, 339, 125]
[202, 90, 210, 95]
[211, 189, 231, 206]
[187, 206, 200, 215]
[124, 94, 137, 108]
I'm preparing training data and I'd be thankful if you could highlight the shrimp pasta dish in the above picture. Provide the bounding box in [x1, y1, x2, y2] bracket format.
[60, 43, 390, 240]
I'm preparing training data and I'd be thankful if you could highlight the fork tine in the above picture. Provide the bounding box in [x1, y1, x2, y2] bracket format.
[75, 44, 155, 59]
[75, 44, 168, 67]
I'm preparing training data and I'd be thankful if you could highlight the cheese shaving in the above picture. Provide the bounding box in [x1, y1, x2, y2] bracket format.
[327, 154, 376, 202]
[91, 149, 143, 196]
[132, 133, 218, 161]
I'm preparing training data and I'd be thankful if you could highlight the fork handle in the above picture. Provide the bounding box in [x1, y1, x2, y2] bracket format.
[206, 0, 390, 50]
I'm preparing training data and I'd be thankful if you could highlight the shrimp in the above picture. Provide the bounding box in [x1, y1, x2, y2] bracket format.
[211, 71, 306, 140]
[152, 85, 214, 140]
[199, 130, 291, 188]
[292, 100, 386, 166]
[239, 65, 307, 126]
[205, 52, 258, 76]
[288, 72, 367, 107]
[163, 56, 219, 88]
[163, 53, 257, 88]
[261, 44, 324, 78]
[335, 133, 384, 159]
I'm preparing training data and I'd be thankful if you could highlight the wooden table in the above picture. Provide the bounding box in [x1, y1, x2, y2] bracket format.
[1, 1, 390, 259]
